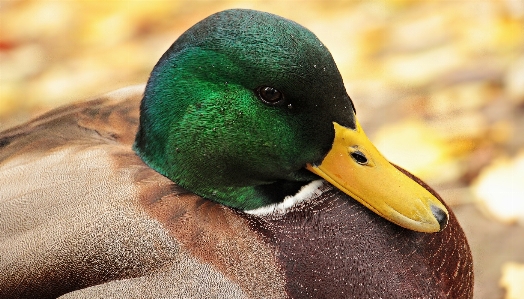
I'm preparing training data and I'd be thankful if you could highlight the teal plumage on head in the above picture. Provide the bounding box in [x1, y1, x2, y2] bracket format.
[134, 9, 355, 210]
[0, 9, 473, 299]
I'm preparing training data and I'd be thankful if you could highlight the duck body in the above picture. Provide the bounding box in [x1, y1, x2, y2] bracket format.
[0, 86, 472, 298]
[0, 9, 473, 298]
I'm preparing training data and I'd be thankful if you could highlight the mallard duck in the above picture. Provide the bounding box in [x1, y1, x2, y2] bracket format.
[0, 9, 472, 299]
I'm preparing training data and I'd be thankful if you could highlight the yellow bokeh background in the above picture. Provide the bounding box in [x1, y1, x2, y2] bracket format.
[1, 1, 523, 298]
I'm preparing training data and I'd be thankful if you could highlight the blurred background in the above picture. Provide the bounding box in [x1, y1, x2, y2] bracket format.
[1, 0, 523, 298]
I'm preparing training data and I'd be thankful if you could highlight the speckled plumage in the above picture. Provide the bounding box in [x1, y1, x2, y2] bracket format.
[0, 85, 473, 298]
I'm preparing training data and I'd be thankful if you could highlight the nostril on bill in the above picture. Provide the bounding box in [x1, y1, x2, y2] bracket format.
[430, 204, 448, 232]
[350, 150, 368, 164]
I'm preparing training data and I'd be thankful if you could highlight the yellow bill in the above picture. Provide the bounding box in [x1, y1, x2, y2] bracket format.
[306, 121, 448, 233]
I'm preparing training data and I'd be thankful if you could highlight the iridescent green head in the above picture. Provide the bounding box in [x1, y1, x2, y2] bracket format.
[134, 9, 354, 209]
[134, 9, 449, 233]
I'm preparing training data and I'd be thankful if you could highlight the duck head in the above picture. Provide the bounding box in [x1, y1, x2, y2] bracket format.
[134, 9, 448, 233]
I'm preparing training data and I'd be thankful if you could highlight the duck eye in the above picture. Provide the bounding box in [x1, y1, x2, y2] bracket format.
[256, 86, 285, 105]
[350, 150, 368, 165]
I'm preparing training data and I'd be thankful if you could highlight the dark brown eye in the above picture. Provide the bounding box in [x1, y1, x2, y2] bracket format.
[256, 86, 285, 105]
